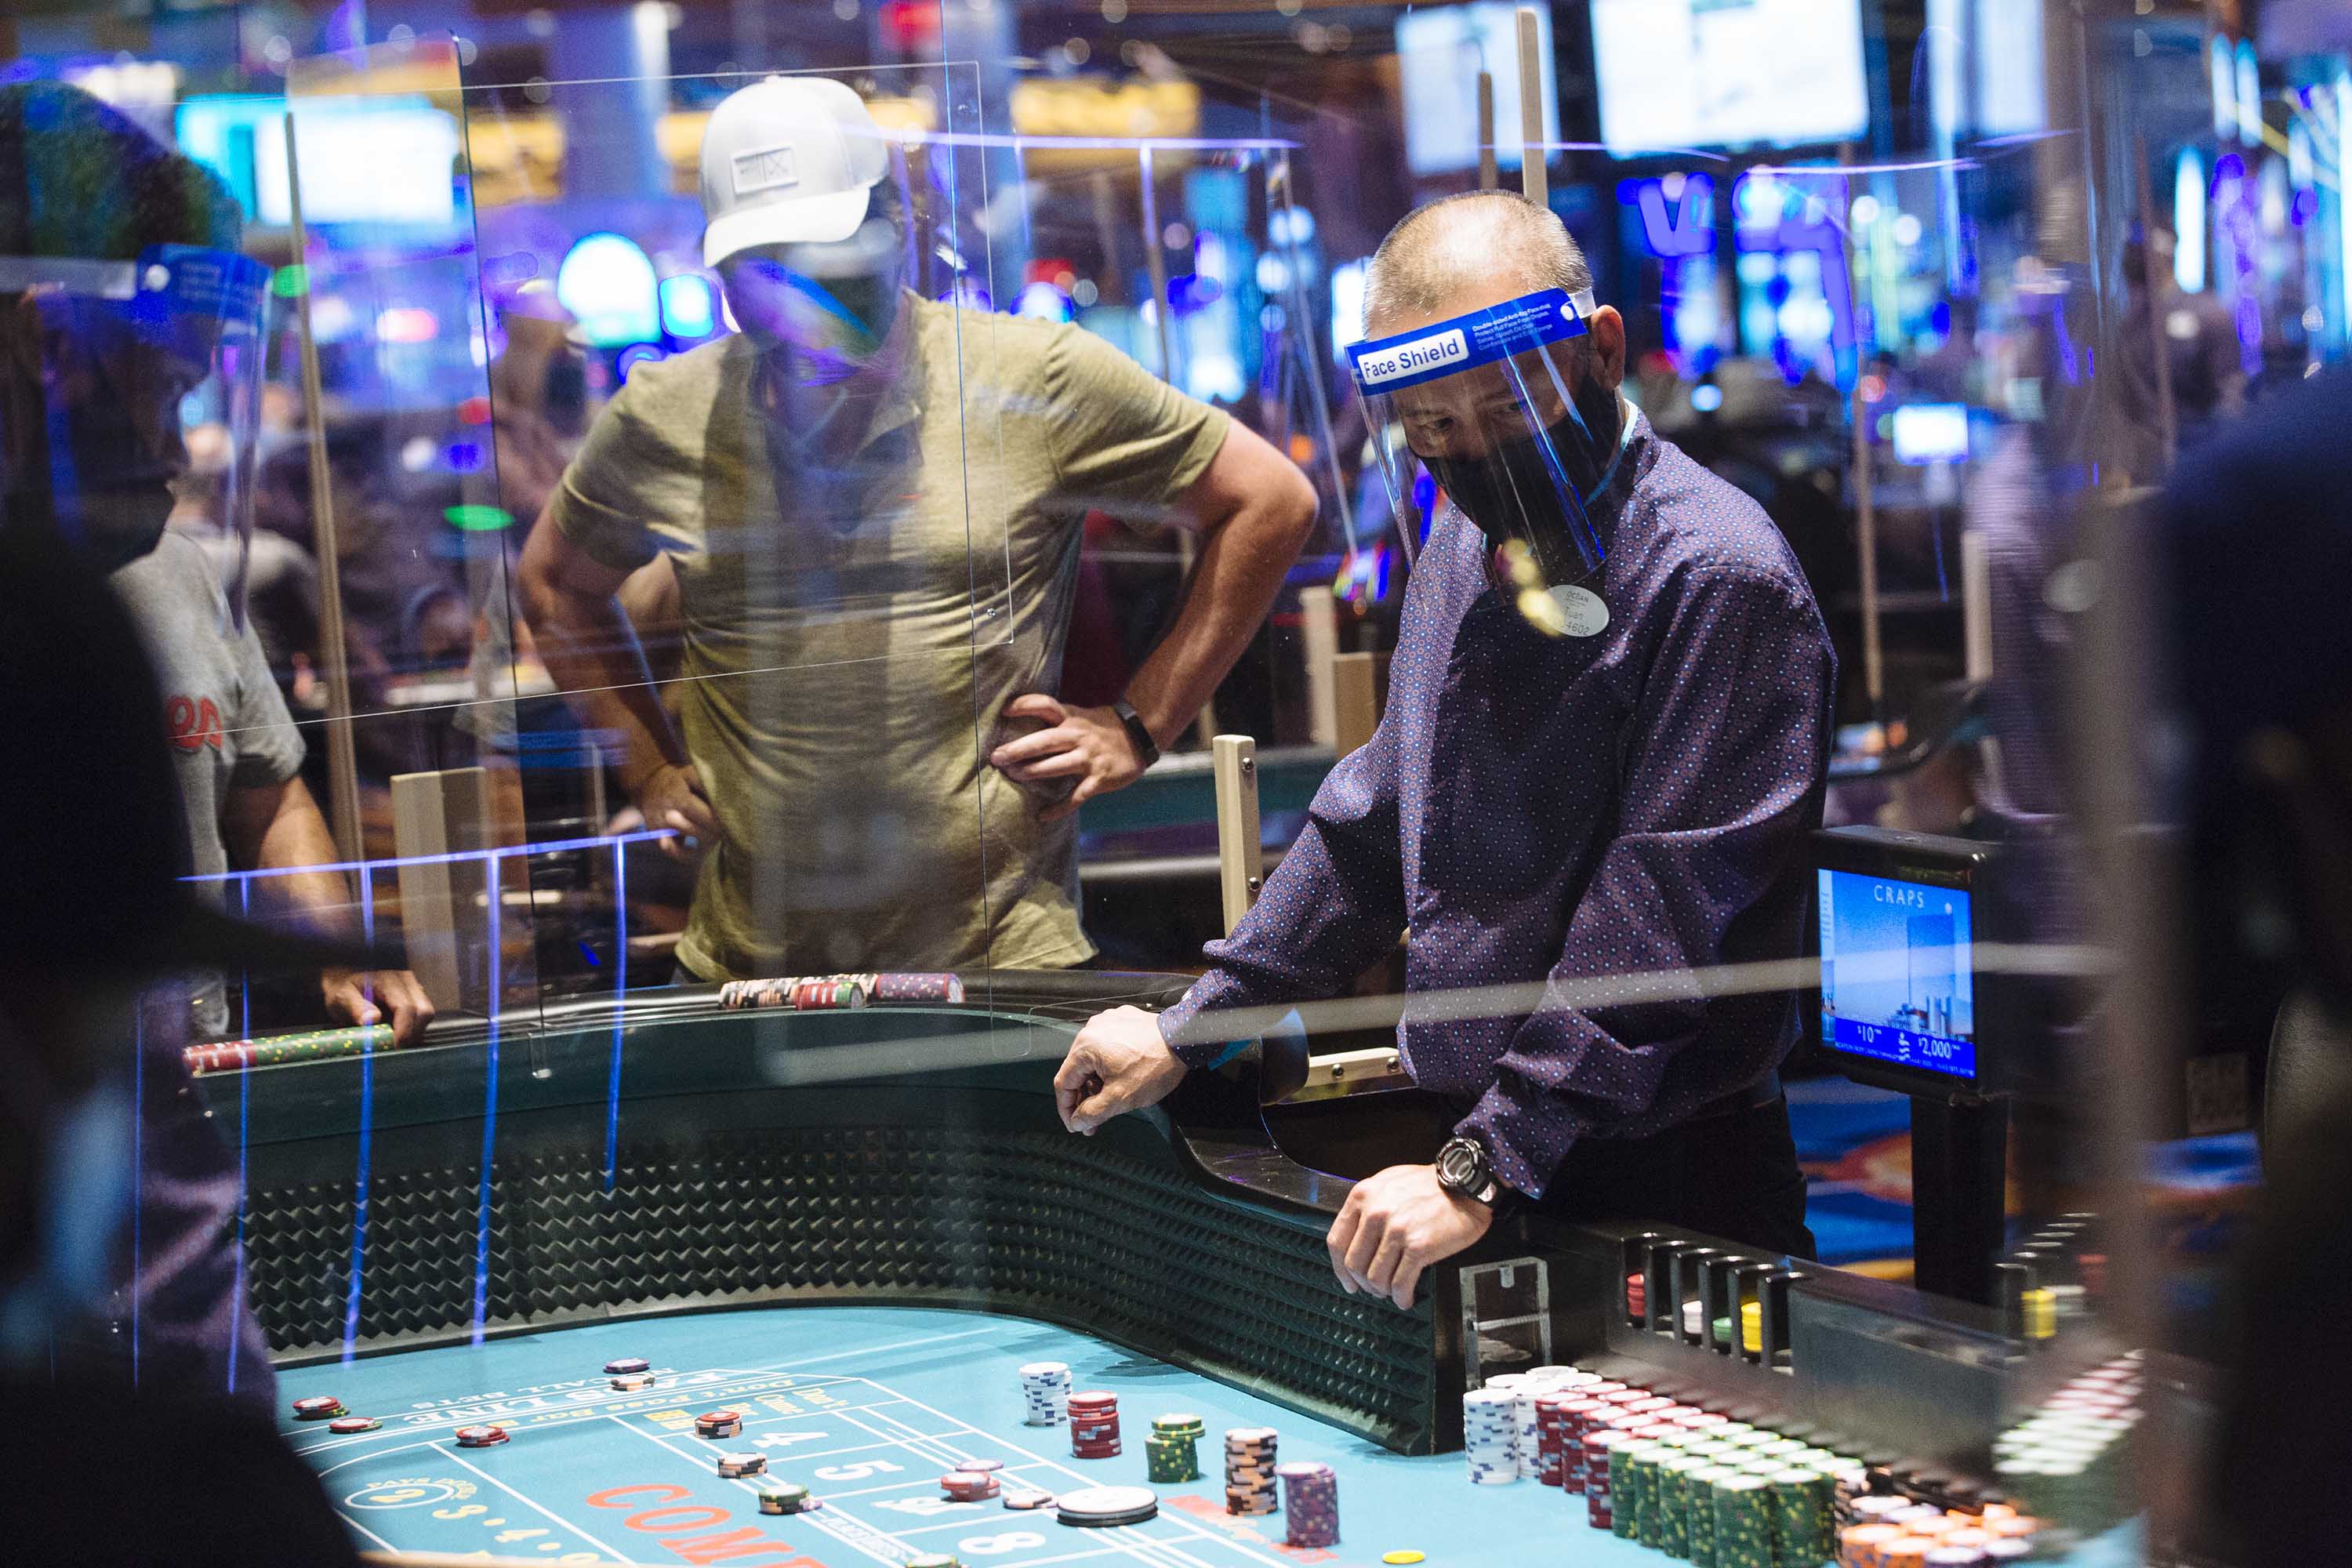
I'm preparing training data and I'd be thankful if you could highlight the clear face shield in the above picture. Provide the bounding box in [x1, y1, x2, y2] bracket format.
[1348, 287, 1628, 634]
[0, 244, 270, 611]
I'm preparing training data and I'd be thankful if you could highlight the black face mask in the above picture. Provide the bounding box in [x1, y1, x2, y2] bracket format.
[1421, 382, 1621, 589]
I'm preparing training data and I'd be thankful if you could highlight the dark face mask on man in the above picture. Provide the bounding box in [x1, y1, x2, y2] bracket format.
[1417, 372, 1623, 590]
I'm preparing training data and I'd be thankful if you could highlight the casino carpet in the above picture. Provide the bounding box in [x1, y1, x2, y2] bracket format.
[1788, 1076, 1919, 1276]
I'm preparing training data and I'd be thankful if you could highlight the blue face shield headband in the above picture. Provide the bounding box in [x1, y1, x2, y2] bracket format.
[1348, 288, 1625, 624]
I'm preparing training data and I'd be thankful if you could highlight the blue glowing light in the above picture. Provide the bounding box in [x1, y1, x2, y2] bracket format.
[1017, 281, 1073, 321]
[659, 273, 717, 339]
[1690, 383, 1724, 413]
[1621, 173, 1715, 260]
[615, 343, 667, 382]
[556, 232, 660, 349]
[2175, 148, 2208, 293]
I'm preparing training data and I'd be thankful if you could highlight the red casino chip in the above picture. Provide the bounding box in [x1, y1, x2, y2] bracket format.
[291, 1396, 345, 1419]
[455, 1425, 510, 1447]
[328, 1416, 381, 1434]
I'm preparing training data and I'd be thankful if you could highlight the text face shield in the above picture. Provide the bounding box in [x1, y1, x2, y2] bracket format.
[0, 245, 269, 609]
[1348, 288, 1611, 632]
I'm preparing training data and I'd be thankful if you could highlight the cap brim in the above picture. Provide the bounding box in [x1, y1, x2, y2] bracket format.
[704, 185, 874, 269]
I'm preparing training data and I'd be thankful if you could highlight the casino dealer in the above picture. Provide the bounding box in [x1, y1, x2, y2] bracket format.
[1057, 191, 1835, 1307]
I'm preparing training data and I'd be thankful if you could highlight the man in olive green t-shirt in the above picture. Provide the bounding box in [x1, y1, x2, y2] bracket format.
[518, 76, 1316, 979]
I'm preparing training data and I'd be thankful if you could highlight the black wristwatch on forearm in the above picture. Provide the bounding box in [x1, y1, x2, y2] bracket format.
[1436, 1134, 1507, 1210]
[1112, 699, 1160, 769]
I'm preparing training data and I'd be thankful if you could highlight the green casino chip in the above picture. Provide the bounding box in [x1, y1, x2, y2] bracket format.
[1660, 1455, 1707, 1560]
[1711, 1474, 1773, 1568]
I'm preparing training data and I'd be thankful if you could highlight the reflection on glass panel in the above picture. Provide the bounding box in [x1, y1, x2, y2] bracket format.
[30, 4, 2352, 1563]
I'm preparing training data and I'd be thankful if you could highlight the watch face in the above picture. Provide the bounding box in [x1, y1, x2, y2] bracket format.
[1439, 1141, 1482, 1188]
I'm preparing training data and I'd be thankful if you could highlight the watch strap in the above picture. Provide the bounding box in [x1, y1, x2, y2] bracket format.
[1112, 699, 1160, 768]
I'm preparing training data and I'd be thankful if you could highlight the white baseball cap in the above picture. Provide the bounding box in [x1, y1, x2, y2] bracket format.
[700, 75, 890, 270]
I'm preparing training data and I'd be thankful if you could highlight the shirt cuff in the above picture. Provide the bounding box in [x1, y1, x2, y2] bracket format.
[1159, 992, 1249, 1070]
[1454, 1080, 1579, 1203]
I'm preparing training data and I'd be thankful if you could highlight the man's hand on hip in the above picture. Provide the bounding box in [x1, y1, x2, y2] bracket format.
[989, 695, 1148, 823]
[1327, 1163, 1494, 1310]
[321, 967, 437, 1046]
[1054, 1004, 1188, 1134]
[632, 760, 716, 862]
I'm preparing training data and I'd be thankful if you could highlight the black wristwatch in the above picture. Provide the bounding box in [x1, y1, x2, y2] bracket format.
[1435, 1135, 1504, 1209]
[1112, 699, 1160, 769]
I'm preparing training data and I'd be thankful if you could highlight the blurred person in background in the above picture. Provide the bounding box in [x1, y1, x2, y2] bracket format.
[519, 75, 1317, 981]
[0, 528, 365, 1564]
[2139, 362, 2352, 1566]
[2114, 224, 2245, 485]
[1058, 192, 1835, 1305]
[0, 81, 426, 1409]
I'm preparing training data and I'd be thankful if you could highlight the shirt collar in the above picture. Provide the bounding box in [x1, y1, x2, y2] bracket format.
[1581, 395, 1651, 541]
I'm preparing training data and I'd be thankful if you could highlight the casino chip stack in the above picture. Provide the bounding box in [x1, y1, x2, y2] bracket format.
[1583, 1428, 1631, 1531]
[328, 1415, 380, 1434]
[757, 1482, 815, 1515]
[718, 1453, 767, 1479]
[612, 1373, 656, 1392]
[1991, 1352, 2141, 1535]
[1225, 1427, 1279, 1515]
[695, 1409, 744, 1441]
[1462, 1388, 1519, 1483]
[292, 1395, 347, 1421]
[605, 1358, 655, 1392]
[456, 1425, 510, 1449]
[1019, 1362, 1072, 1426]
[942, 1469, 1001, 1504]
[1535, 1394, 1578, 1488]
[1147, 1414, 1205, 1482]
[1276, 1461, 1339, 1548]
[1069, 1392, 1121, 1457]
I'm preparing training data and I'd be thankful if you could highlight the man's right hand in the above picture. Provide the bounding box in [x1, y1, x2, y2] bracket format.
[633, 761, 717, 862]
[1054, 1004, 1189, 1134]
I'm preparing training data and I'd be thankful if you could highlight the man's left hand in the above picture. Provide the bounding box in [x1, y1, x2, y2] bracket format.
[321, 968, 437, 1046]
[989, 695, 1150, 822]
[1327, 1163, 1495, 1309]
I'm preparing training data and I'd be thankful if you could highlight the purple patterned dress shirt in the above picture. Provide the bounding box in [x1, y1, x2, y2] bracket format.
[1160, 409, 1836, 1200]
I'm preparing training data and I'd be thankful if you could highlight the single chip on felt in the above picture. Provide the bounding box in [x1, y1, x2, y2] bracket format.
[1003, 1489, 1057, 1511]
[1057, 1485, 1159, 1528]
[1383, 1553, 1428, 1565]
[603, 1356, 650, 1375]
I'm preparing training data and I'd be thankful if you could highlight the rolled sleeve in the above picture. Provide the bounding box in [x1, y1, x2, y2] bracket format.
[224, 602, 304, 789]
[1043, 325, 1231, 524]
[547, 382, 672, 573]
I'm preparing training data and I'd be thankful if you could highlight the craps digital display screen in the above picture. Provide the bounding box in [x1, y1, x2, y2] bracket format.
[1817, 867, 1978, 1081]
